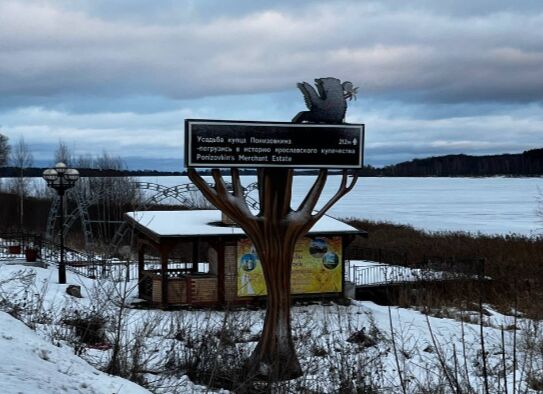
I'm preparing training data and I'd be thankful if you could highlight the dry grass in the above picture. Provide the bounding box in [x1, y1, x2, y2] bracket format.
[346, 219, 543, 318]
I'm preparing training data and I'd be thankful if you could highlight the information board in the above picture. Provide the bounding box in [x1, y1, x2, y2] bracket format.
[185, 119, 364, 169]
[237, 236, 343, 297]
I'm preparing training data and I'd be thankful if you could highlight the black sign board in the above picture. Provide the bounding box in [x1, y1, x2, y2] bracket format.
[185, 120, 364, 169]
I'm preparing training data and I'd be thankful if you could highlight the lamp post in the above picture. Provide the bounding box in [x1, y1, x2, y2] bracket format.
[43, 162, 80, 284]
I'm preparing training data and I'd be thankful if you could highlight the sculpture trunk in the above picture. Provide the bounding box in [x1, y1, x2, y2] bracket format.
[248, 233, 302, 380]
[247, 168, 302, 380]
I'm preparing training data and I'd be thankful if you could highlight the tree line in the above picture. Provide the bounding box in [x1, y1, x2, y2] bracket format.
[2, 132, 543, 181]
[0, 166, 184, 178]
[372, 148, 543, 177]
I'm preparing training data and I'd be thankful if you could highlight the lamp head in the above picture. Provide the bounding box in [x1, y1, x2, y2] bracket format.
[55, 162, 67, 174]
[42, 168, 58, 183]
[64, 168, 80, 183]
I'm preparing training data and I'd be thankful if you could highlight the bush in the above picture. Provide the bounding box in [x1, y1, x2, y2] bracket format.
[63, 311, 107, 345]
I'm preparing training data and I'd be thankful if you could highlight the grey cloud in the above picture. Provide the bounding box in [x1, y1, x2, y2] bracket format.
[382, 0, 543, 17]
[2, 96, 541, 168]
[53, 0, 543, 23]
[1, 1, 543, 107]
[1, 1, 542, 170]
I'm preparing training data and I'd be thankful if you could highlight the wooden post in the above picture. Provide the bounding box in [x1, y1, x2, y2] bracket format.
[137, 241, 145, 297]
[192, 237, 199, 273]
[186, 276, 192, 304]
[160, 244, 171, 308]
[217, 238, 225, 305]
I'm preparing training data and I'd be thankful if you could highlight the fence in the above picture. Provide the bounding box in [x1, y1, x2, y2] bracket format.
[349, 265, 412, 286]
[348, 264, 468, 287]
[345, 250, 488, 286]
[0, 233, 126, 280]
[1, 232, 104, 277]
[0, 233, 43, 260]
[1, 233, 211, 282]
[2, 233, 484, 287]
[346, 246, 485, 276]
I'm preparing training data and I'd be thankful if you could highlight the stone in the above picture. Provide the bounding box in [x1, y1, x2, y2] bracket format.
[66, 285, 82, 298]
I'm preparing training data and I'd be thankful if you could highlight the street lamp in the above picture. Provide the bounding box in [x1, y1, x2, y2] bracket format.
[43, 162, 80, 284]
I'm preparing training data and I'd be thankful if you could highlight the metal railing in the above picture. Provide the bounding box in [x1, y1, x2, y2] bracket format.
[346, 246, 485, 276]
[348, 264, 436, 287]
[0, 233, 43, 260]
[1, 233, 120, 279]
[1, 233, 211, 282]
[347, 259, 484, 287]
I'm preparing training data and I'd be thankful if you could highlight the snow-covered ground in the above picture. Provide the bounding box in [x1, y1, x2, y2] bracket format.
[0, 260, 207, 393]
[0, 311, 150, 394]
[0, 257, 541, 393]
[11, 175, 543, 236]
[0, 258, 150, 393]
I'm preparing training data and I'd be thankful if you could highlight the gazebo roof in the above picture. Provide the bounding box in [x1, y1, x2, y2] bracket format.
[125, 209, 364, 240]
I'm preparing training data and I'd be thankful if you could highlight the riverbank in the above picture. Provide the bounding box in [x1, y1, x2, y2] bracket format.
[347, 219, 543, 318]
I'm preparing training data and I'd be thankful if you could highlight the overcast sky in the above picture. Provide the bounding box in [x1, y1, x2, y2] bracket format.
[0, 0, 542, 169]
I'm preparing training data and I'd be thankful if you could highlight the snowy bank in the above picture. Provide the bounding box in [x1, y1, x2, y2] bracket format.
[0, 310, 150, 394]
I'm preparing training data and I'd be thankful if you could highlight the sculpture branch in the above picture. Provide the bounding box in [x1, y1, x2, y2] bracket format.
[231, 168, 243, 198]
[211, 169, 228, 195]
[187, 168, 220, 206]
[311, 170, 358, 223]
[188, 168, 257, 228]
[297, 169, 327, 214]
[281, 169, 294, 215]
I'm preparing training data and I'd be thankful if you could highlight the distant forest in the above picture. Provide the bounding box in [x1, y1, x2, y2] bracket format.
[369, 148, 543, 177]
[1, 148, 542, 177]
[0, 167, 184, 178]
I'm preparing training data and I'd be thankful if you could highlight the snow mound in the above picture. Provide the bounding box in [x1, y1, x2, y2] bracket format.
[0, 311, 150, 394]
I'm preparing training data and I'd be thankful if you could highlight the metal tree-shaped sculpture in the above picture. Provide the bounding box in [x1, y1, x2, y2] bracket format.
[188, 167, 357, 379]
[189, 77, 360, 380]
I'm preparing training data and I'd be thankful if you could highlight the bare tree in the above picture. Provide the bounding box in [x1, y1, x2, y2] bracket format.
[189, 167, 357, 380]
[75, 153, 94, 169]
[10, 137, 33, 230]
[41, 148, 139, 252]
[54, 140, 73, 165]
[0, 133, 9, 167]
[69, 152, 139, 251]
[0, 132, 10, 192]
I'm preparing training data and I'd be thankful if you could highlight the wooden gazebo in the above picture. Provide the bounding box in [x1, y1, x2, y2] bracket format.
[125, 210, 364, 308]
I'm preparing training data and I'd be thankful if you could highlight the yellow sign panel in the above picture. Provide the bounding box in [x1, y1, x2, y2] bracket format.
[237, 236, 342, 297]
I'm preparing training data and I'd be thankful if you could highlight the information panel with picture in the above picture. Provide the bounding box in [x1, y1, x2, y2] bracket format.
[237, 236, 343, 296]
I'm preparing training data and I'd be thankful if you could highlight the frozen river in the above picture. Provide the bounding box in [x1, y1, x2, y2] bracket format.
[136, 175, 542, 237]
[13, 175, 542, 236]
